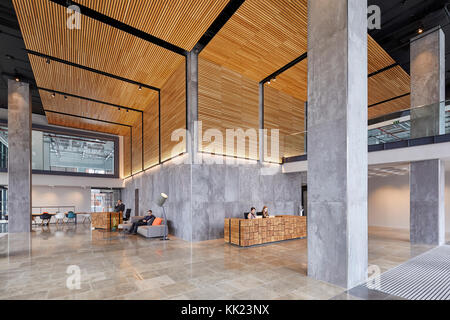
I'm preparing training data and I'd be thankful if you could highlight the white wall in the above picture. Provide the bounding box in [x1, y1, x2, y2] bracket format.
[32, 186, 91, 213]
[368, 171, 450, 233]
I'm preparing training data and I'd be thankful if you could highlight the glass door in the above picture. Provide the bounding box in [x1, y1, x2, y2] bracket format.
[90, 189, 121, 212]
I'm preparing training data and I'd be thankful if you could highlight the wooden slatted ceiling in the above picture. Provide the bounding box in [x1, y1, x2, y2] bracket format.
[13, 0, 184, 89]
[46, 113, 131, 136]
[368, 95, 411, 119]
[41, 89, 141, 125]
[77, 0, 230, 51]
[267, 59, 308, 102]
[198, 57, 259, 159]
[160, 63, 186, 161]
[142, 99, 160, 169]
[123, 134, 132, 177]
[29, 56, 159, 112]
[264, 85, 305, 163]
[131, 119, 143, 174]
[201, 0, 410, 118]
[200, 0, 308, 82]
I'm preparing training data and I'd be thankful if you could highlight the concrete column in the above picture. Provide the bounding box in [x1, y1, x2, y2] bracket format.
[409, 27, 446, 245]
[7, 80, 32, 233]
[307, 0, 368, 289]
[186, 50, 199, 164]
[410, 160, 445, 245]
[410, 27, 445, 138]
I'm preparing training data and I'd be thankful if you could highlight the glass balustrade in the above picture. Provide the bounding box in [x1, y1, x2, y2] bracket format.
[281, 101, 450, 161]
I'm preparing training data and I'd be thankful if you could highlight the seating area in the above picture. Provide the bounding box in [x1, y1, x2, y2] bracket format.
[118, 216, 166, 238]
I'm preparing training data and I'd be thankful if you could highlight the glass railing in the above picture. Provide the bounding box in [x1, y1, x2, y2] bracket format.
[0, 126, 115, 175]
[368, 101, 449, 145]
[282, 101, 450, 162]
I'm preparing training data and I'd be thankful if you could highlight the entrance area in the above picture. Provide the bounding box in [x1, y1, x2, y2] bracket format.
[90, 189, 121, 213]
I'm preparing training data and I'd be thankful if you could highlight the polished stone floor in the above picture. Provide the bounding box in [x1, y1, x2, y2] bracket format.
[0, 224, 439, 300]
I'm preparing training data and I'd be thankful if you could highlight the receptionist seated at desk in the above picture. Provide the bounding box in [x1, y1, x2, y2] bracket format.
[245, 206, 272, 219]
[261, 206, 269, 218]
[247, 207, 257, 219]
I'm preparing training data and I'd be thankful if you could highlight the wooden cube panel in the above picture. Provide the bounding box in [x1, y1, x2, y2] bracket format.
[225, 216, 307, 247]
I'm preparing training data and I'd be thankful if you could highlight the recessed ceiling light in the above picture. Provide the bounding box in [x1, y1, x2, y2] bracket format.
[64, 95, 68, 100]
[46, 58, 50, 64]
[418, 27, 424, 34]
[138, 85, 142, 91]
[51, 92, 56, 98]
[14, 76, 20, 82]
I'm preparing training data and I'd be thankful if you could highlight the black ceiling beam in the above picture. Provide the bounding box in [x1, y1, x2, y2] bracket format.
[49, 0, 188, 57]
[26, 49, 160, 92]
[368, 63, 399, 78]
[44, 109, 132, 128]
[193, 0, 245, 53]
[260, 52, 308, 84]
[38, 87, 143, 114]
[368, 92, 411, 109]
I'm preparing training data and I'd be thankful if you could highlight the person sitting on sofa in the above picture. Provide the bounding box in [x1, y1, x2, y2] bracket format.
[128, 210, 155, 235]
[247, 207, 257, 219]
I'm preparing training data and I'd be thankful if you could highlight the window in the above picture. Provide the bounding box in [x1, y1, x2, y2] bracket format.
[0, 125, 116, 176]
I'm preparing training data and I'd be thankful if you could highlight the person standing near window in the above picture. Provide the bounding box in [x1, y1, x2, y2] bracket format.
[114, 200, 125, 214]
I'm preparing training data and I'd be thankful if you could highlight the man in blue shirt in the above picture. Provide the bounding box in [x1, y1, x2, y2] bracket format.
[128, 210, 155, 234]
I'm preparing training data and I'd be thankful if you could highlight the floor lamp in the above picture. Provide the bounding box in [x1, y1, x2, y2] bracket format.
[156, 193, 169, 240]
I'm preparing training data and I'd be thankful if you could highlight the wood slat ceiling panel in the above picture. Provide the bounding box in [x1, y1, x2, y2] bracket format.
[264, 85, 305, 163]
[40, 89, 141, 126]
[77, 0, 230, 51]
[123, 134, 132, 177]
[13, 0, 184, 88]
[30, 56, 159, 111]
[368, 66, 410, 105]
[368, 36, 396, 74]
[131, 118, 143, 174]
[198, 57, 259, 160]
[45, 113, 131, 136]
[368, 95, 411, 120]
[200, 0, 410, 117]
[266, 59, 308, 102]
[200, 0, 308, 82]
[142, 98, 159, 169]
[160, 63, 186, 161]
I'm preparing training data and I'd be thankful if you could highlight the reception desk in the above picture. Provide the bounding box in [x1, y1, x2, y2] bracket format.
[224, 215, 306, 247]
[91, 212, 121, 230]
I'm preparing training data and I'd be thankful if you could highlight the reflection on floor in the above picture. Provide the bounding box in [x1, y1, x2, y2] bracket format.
[0, 225, 437, 300]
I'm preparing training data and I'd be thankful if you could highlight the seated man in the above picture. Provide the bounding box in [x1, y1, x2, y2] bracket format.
[128, 210, 155, 235]
[247, 207, 257, 219]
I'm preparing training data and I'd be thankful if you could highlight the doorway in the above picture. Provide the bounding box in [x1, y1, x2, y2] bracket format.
[301, 185, 307, 216]
[91, 189, 121, 212]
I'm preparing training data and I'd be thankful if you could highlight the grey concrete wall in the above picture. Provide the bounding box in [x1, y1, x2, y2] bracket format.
[410, 159, 445, 245]
[7, 80, 32, 233]
[410, 27, 445, 138]
[307, 0, 368, 289]
[122, 158, 192, 241]
[122, 159, 303, 242]
[191, 162, 302, 241]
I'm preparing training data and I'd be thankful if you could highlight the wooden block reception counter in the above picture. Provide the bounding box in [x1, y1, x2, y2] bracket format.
[224, 215, 307, 247]
[91, 212, 121, 230]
